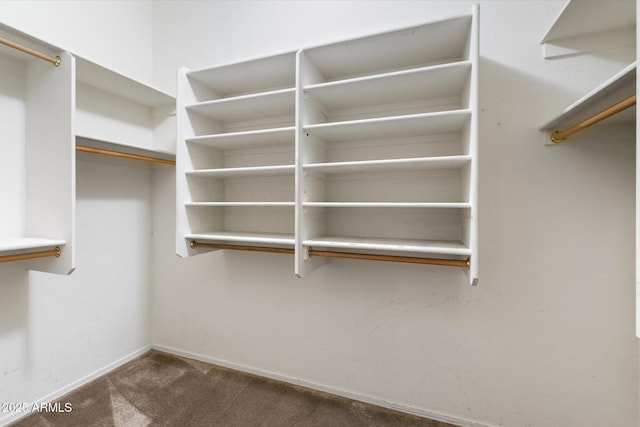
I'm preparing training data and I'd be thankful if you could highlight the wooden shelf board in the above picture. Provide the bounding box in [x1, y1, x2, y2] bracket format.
[0, 237, 66, 254]
[304, 155, 471, 174]
[304, 110, 471, 142]
[187, 52, 296, 96]
[187, 127, 295, 149]
[541, 0, 636, 43]
[186, 88, 295, 122]
[186, 232, 295, 246]
[304, 15, 472, 81]
[303, 236, 470, 256]
[304, 61, 471, 111]
[186, 164, 295, 178]
[303, 202, 471, 208]
[76, 56, 174, 107]
[541, 62, 636, 131]
[76, 136, 176, 159]
[186, 202, 294, 207]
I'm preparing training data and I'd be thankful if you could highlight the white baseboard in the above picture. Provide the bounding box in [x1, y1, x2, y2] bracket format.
[153, 344, 493, 427]
[0, 345, 152, 427]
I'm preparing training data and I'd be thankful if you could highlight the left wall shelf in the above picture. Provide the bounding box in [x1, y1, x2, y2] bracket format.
[0, 24, 74, 273]
[0, 23, 176, 273]
[75, 56, 176, 157]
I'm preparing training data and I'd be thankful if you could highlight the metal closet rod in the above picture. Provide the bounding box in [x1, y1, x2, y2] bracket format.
[551, 94, 636, 143]
[0, 36, 60, 67]
[189, 241, 470, 268]
[76, 146, 176, 166]
[0, 247, 61, 263]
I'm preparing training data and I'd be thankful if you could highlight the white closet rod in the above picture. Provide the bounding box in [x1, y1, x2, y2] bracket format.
[0, 36, 60, 66]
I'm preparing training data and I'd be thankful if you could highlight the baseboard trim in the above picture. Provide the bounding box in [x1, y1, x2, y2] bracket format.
[153, 344, 493, 427]
[0, 345, 152, 427]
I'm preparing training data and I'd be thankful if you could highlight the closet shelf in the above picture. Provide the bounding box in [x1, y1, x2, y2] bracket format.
[304, 14, 472, 82]
[186, 164, 295, 178]
[187, 52, 296, 97]
[177, 6, 479, 283]
[303, 236, 470, 256]
[540, 62, 636, 144]
[303, 155, 470, 174]
[186, 202, 294, 207]
[186, 127, 295, 149]
[186, 232, 295, 246]
[541, 0, 635, 59]
[304, 61, 470, 111]
[76, 57, 174, 107]
[304, 110, 471, 142]
[303, 202, 471, 208]
[0, 238, 65, 254]
[186, 88, 295, 122]
[76, 137, 176, 165]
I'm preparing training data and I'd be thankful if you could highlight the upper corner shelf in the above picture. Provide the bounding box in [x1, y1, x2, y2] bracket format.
[75, 56, 176, 156]
[540, 62, 636, 144]
[75, 57, 174, 107]
[541, 0, 636, 59]
[187, 52, 296, 98]
[303, 14, 472, 83]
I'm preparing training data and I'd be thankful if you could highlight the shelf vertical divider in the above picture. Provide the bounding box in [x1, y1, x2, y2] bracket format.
[25, 51, 75, 274]
[176, 67, 202, 257]
[467, 4, 479, 286]
[295, 49, 326, 277]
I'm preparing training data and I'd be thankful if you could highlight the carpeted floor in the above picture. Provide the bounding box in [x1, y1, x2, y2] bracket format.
[10, 350, 457, 427]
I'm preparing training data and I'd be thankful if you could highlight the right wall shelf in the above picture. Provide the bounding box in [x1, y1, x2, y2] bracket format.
[177, 6, 479, 285]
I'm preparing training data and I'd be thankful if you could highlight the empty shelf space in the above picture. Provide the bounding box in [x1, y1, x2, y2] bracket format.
[303, 202, 471, 208]
[76, 137, 176, 163]
[541, 0, 636, 58]
[303, 236, 470, 256]
[304, 155, 471, 174]
[187, 52, 296, 99]
[0, 237, 65, 254]
[186, 231, 295, 246]
[186, 88, 295, 122]
[304, 110, 471, 142]
[76, 57, 174, 108]
[303, 15, 472, 83]
[304, 61, 471, 112]
[186, 164, 295, 178]
[541, 62, 636, 132]
[186, 202, 294, 207]
[186, 127, 295, 149]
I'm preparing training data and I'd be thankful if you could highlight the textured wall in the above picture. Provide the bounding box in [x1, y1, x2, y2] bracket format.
[151, 1, 638, 426]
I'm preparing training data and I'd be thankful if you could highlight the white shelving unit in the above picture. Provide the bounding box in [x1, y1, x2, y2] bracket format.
[297, 8, 478, 284]
[177, 52, 298, 256]
[540, 62, 636, 144]
[176, 8, 479, 284]
[0, 25, 75, 274]
[540, 0, 635, 59]
[0, 22, 176, 273]
[75, 56, 176, 158]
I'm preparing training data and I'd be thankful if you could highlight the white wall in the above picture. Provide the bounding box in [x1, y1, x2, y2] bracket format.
[152, 1, 638, 427]
[0, 2, 636, 427]
[0, 2, 154, 425]
[0, 0, 153, 84]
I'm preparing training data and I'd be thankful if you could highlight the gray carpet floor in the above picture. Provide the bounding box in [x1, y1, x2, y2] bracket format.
[10, 350, 457, 427]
